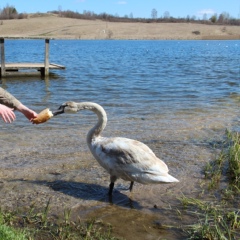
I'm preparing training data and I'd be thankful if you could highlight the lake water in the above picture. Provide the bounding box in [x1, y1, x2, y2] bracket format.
[2, 40, 239, 124]
[0, 40, 240, 239]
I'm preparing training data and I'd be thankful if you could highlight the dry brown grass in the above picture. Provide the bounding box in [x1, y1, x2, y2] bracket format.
[0, 13, 239, 40]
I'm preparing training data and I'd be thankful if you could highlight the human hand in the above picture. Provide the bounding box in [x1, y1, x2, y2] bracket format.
[0, 104, 16, 123]
[16, 103, 38, 122]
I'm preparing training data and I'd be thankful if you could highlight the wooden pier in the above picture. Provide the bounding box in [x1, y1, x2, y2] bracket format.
[0, 38, 65, 78]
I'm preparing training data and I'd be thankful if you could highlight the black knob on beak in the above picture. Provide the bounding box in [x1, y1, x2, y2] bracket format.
[52, 105, 66, 116]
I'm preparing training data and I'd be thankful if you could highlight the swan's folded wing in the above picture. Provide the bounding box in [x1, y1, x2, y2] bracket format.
[92, 137, 169, 178]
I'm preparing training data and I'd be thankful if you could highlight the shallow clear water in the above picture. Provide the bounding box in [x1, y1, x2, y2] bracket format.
[2, 40, 240, 122]
[0, 40, 239, 239]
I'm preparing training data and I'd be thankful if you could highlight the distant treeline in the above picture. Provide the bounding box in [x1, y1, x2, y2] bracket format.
[50, 10, 240, 26]
[0, 4, 239, 26]
[52, 10, 240, 25]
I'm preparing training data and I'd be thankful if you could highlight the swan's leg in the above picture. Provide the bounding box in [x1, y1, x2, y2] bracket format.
[129, 181, 134, 192]
[108, 175, 117, 195]
[108, 182, 114, 195]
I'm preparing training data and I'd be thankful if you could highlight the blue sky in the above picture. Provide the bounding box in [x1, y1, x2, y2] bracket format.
[1, 0, 240, 19]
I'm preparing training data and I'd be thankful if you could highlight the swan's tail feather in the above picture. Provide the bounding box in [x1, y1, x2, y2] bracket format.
[151, 173, 179, 183]
[135, 173, 179, 184]
[164, 174, 179, 183]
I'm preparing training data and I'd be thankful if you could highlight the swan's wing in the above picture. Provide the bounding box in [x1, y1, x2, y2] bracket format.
[92, 137, 173, 183]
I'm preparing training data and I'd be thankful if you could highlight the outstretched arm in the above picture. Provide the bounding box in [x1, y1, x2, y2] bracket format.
[0, 87, 37, 122]
[16, 103, 38, 121]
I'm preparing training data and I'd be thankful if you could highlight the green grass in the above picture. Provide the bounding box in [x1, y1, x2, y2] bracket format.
[204, 129, 240, 194]
[226, 130, 240, 190]
[179, 195, 240, 240]
[0, 224, 27, 240]
[0, 209, 28, 240]
[177, 130, 240, 240]
[0, 200, 120, 240]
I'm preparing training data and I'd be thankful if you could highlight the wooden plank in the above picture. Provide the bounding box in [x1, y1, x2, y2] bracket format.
[0, 38, 5, 77]
[44, 39, 50, 76]
[0, 63, 65, 69]
[4, 71, 42, 76]
[0, 62, 65, 77]
[49, 63, 66, 69]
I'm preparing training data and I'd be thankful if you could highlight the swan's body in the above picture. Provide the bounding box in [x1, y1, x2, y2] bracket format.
[55, 101, 179, 195]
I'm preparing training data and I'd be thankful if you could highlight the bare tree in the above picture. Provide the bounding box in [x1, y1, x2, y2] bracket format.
[151, 8, 158, 19]
[203, 13, 207, 21]
[0, 4, 18, 19]
[58, 5, 62, 17]
[106, 30, 113, 39]
[163, 11, 170, 19]
[218, 12, 230, 24]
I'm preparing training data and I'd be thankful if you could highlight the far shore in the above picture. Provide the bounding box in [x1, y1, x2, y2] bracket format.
[0, 14, 239, 40]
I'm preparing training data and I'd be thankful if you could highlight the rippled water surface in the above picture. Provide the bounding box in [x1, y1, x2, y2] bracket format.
[0, 40, 239, 239]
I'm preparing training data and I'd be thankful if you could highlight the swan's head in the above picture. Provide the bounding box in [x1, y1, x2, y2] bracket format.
[53, 101, 78, 116]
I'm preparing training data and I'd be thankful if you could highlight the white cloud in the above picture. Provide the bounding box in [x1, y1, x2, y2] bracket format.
[197, 9, 216, 16]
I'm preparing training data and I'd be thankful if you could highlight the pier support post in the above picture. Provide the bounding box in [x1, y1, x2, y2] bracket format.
[44, 39, 50, 76]
[0, 38, 6, 77]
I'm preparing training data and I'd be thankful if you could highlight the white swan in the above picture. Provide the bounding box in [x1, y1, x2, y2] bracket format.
[54, 102, 179, 195]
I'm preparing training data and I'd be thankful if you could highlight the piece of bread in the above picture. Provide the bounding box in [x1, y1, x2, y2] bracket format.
[32, 108, 53, 124]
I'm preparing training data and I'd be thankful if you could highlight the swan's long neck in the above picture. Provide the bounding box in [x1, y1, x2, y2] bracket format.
[76, 102, 107, 144]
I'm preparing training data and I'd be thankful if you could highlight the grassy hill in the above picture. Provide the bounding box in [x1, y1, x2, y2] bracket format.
[0, 13, 239, 40]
